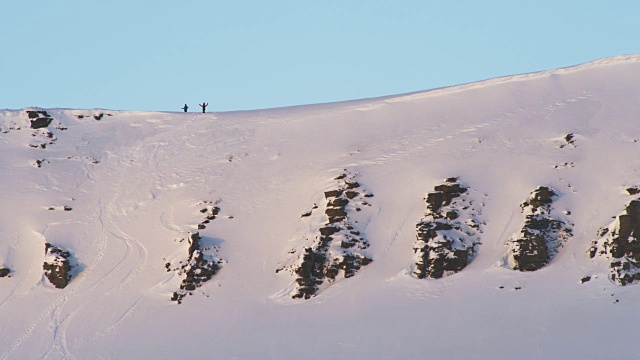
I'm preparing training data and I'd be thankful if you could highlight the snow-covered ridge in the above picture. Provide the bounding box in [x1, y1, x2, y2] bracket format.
[386, 53, 640, 104]
[2, 55, 640, 359]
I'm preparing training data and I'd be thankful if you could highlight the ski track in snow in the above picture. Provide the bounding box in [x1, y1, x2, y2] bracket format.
[2, 114, 214, 358]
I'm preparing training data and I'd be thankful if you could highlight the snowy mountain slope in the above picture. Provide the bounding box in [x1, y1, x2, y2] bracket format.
[1, 54, 640, 359]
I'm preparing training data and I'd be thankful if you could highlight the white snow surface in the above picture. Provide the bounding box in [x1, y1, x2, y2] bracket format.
[2, 54, 640, 359]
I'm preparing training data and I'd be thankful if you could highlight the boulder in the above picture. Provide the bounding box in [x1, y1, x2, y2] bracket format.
[43, 243, 72, 289]
[0, 268, 10, 277]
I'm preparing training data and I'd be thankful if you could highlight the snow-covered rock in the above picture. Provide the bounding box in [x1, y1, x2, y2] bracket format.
[167, 231, 222, 304]
[507, 187, 572, 271]
[590, 199, 640, 285]
[43, 243, 73, 289]
[279, 172, 374, 299]
[413, 177, 484, 279]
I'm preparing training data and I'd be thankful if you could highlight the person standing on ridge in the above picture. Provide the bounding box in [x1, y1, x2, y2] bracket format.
[199, 102, 208, 113]
[182, 104, 188, 112]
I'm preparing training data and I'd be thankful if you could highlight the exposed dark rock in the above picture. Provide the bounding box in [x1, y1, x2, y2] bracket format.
[508, 187, 571, 271]
[325, 254, 372, 280]
[325, 207, 347, 217]
[426, 182, 468, 213]
[30, 117, 52, 129]
[627, 187, 640, 196]
[27, 110, 54, 129]
[319, 226, 340, 236]
[94, 113, 104, 121]
[525, 186, 556, 211]
[292, 248, 327, 299]
[324, 190, 342, 199]
[43, 243, 73, 289]
[169, 232, 222, 304]
[559, 133, 576, 148]
[344, 190, 359, 199]
[287, 172, 374, 299]
[590, 199, 640, 285]
[414, 178, 483, 279]
[27, 111, 41, 119]
[345, 181, 360, 189]
[581, 276, 591, 284]
[445, 210, 458, 220]
[0, 268, 10, 277]
[328, 198, 349, 207]
[509, 233, 549, 271]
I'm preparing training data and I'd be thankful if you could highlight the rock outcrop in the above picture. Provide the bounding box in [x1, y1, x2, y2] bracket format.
[27, 110, 53, 129]
[507, 187, 572, 271]
[0, 268, 10, 277]
[590, 199, 640, 285]
[280, 172, 374, 299]
[559, 133, 577, 148]
[413, 177, 484, 279]
[43, 243, 73, 289]
[627, 186, 640, 196]
[168, 232, 222, 304]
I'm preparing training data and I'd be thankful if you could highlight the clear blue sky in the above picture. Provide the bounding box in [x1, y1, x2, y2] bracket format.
[1, 1, 638, 112]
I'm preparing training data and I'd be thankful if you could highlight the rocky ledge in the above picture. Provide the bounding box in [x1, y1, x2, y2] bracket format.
[413, 177, 484, 279]
[27, 110, 53, 129]
[168, 232, 222, 304]
[590, 199, 640, 285]
[43, 243, 73, 289]
[507, 186, 572, 271]
[281, 172, 374, 299]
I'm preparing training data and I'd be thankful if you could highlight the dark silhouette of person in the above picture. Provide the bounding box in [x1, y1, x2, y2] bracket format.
[182, 104, 188, 112]
[199, 102, 208, 113]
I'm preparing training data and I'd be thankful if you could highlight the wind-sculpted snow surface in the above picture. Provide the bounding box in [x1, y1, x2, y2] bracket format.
[3, 55, 640, 359]
[413, 178, 484, 279]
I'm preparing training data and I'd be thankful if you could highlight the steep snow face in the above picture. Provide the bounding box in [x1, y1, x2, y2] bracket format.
[1, 55, 640, 359]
